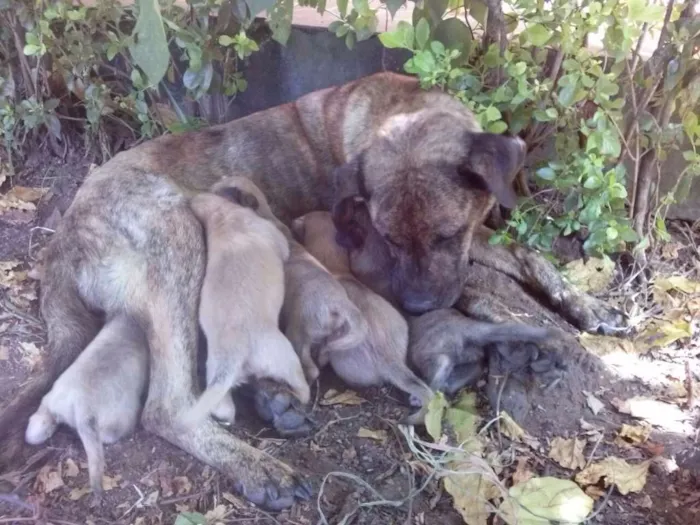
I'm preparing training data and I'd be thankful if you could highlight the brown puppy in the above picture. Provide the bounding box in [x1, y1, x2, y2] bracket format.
[209, 177, 369, 384]
[407, 309, 559, 401]
[25, 315, 148, 496]
[2, 72, 626, 509]
[293, 211, 434, 409]
[181, 192, 310, 429]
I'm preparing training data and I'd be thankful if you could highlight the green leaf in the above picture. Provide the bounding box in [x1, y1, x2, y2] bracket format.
[269, 0, 293, 45]
[499, 477, 594, 525]
[485, 106, 501, 122]
[425, 0, 448, 24]
[512, 61, 527, 76]
[583, 176, 602, 189]
[558, 84, 576, 107]
[425, 392, 449, 442]
[174, 512, 207, 525]
[545, 107, 558, 119]
[23, 44, 41, 56]
[378, 21, 414, 49]
[488, 121, 508, 133]
[445, 391, 481, 444]
[432, 17, 472, 57]
[338, 0, 348, 17]
[129, 0, 170, 87]
[385, 0, 405, 18]
[415, 17, 430, 50]
[536, 167, 556, 180]
[606, 227, 619, 240]
[600, 131, 621, 157]
[218, 34, 235, 46]
[245, 0, 277, 17]
[523, 24, 552, 47]
[628, 0, 665, 23]
[469, 0, 487, 26]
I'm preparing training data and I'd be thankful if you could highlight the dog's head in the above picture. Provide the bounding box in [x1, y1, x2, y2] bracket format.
[332, 109, 526, 313]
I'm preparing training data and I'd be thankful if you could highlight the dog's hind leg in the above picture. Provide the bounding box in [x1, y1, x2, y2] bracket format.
[137, 207, 311, 511]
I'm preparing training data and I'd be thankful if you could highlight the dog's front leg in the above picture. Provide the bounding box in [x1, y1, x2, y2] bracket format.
[139, 209, 311, 511]
[469, 226, 629, 335]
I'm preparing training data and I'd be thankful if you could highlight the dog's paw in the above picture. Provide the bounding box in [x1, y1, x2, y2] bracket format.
[251, 381, 315, 438]
[232, 466, 313, 511]
[578, 295, 630, 336]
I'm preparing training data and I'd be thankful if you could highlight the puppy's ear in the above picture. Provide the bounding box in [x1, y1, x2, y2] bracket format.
[215, 187, 260, 211]
[332, 154, 368, 205]
[460, 132, 526, 209]
[332, 196, 367, 250]
[290, 216, 306, 242]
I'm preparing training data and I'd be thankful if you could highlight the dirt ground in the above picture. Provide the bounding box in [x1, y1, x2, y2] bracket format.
[1, 144, 699, 525]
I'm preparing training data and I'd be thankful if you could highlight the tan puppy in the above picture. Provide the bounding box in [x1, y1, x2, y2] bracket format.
[25, 315, 148, 496]
[181, 192, 310, 428]
[293, 211, 434, 409]
[208, 177, 370, 384]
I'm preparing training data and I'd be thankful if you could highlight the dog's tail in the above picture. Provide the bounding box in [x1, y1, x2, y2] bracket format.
[0, 243, 102, 468]
[463, 321, 558, 345]
[324, 305, 369, 353]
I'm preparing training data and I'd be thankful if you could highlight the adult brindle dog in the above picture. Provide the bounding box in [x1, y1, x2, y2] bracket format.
[0, 72, 626, 510]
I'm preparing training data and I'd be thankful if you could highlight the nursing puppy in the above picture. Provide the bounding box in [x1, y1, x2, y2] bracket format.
[25, 315, 148, 496]
[181, 192, 310, 428]
[407, 309, 559, 402]
[293, 211, 434, 409]
[210, 177, 369, 384]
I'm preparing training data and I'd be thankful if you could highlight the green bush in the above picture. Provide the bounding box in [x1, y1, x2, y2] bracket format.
[1, 0, 699, 258]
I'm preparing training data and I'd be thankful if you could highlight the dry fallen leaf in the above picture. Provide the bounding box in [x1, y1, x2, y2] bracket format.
[444, 469, 502, 525]
[500, 411, 539, 449]
[102, 474, 121, 491]
[655, 275, 700, 294]
[575, 457, 651, 495]
[512, 457, 535, 485]
[638, 494, 654, 508]
[635, 319, 693, 351]
[144, 490, 159, 506]
[585, 485, 607, 500]
[68, 487, 91, 501]
[548, 437, 586, 470]
[204, 504, 229, 522]
[499, 477, 594, 525]
[563, 257, 615, 294]
[64, 458, 80, 477]
[660, 242, 683, 260]
[320, 389, 365, 406]
[357, 427, 388, 442]
[8, 186, 49, 203]
[0, 345, 8, 361]
[0, 260, 23, 288]
[616, 423, 652, 445]
[612, 396, 691, 431]
[172, 476, 192, 495]
[19, 342, 42, 371]
[586, 394, 605, 415]
[36, 465, 64, 493]
[578, 332, 637, 356]
[222, 491, 245, 508]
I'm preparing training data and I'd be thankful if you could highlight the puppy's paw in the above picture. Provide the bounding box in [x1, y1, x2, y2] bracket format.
[408, 393, 424, 408]
[251, 380, 315, 438]
[578, 295, 630, 336]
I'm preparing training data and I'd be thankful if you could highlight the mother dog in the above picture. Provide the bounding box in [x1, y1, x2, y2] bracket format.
[0, 72, 603, 509]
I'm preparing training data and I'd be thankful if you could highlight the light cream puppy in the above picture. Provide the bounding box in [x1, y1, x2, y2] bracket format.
[25, 314, 148, 496]
[209, 177, 369, 384]
[292, 211, 434, 409]
[182, 191, 310, 428]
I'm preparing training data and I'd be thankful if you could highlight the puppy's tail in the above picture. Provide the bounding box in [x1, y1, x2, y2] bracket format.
[325, 305, 369, 353]
[0, 241, 101, 469]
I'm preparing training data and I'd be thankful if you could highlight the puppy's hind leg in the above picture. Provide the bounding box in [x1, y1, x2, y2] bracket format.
[382, 360, 434, 409]
[75, 415, 106, 496]
[251, 332, 311, 406]
[137, 206, 311, 511]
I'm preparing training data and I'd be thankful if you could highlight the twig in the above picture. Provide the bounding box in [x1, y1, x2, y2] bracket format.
[584, 483, 615, 523]
[686, 360, 695, 410]
[160, 489, 206, 505]
[585, 432, 605, 469]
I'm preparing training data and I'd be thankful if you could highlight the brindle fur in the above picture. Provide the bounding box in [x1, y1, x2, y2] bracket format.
[0, 72, 626, 509]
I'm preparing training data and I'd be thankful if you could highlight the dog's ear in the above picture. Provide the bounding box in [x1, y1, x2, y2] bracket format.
[332, 197, 367, 250]
[460, 133, 526, 209]
[215, 187, 260, 211]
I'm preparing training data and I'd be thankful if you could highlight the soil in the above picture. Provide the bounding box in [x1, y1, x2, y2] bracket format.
[0, 144, 699, 525]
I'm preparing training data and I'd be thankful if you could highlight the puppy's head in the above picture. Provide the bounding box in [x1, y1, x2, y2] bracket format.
[25, 406, 58, 445]
[292, 211, 351, 274]
[332, 109, 526, 313]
